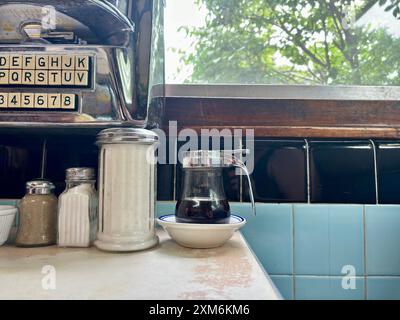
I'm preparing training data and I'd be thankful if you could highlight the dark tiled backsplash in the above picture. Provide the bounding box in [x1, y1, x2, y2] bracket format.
[157, 164, 175, 201]
[309, 140, 376, 204]
[0, 133, 98, 198]
[0, 134, 43, 198]
[45, 135, 98, 195]
[376, 141, 400, 204]
[242, 140, 307, 203]
[170, 138, 397, 205]
[1, 134, 400, 204]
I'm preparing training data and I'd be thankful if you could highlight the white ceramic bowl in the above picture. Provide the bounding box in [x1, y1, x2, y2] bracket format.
[0, 205, 15, 211]
[157, 214, 246, 249]
[0, 206, 17, 246]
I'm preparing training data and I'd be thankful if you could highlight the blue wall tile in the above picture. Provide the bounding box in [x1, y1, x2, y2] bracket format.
[294, 204, 364, 276]
[270, 275, 293, 300]
[235, 203, 293, 275]
[155, 202, 400, 300]
[156, 201, 176, 218]
[365, 205, 400, 276]
[0, 200, 17, 206]
[295, 276, 365, 300]
[367, 277, 400, 300]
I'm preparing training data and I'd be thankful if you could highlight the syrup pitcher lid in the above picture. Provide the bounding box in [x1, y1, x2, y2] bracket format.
[182, 149, 249, 168]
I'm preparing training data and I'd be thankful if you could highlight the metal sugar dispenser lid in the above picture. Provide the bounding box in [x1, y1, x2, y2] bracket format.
[66, 168, 95, 181]
[96, 128, 158, 145]
[26, 180, 55, 195]
[182, 149, 256, 216]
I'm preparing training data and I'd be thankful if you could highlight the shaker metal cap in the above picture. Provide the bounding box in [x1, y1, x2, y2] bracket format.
[66, 168, 95, 181]
[26, 180, 55, 195]
[96, 128, 158, 145]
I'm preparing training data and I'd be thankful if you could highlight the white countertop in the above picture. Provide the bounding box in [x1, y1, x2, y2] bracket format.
[0, 229, 281, 300]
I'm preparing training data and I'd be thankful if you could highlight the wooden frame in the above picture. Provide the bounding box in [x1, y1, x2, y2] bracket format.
[164, 95, 400, 138]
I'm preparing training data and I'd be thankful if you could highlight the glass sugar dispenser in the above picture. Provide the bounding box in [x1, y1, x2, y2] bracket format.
[95, 128, 159, 252]
[58, 168, 98, 248]
[176, 150, 256, 224]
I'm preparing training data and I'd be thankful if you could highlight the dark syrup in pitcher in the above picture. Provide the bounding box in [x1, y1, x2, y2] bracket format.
[175, 198, 231, 224]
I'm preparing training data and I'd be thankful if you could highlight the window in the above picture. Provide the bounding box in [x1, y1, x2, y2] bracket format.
[165, 0, 400, 91]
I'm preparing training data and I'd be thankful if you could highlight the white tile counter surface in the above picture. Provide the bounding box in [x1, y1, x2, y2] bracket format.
[0, 229, 281, 300]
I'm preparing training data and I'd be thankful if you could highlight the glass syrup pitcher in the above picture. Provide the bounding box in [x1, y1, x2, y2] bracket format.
[176, 150, 256, 224]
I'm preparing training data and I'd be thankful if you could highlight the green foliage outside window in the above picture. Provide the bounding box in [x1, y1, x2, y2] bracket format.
[179, 0, 400, 85]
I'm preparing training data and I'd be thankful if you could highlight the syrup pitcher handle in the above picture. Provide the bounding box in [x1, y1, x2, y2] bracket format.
[223, 150, 256, 216]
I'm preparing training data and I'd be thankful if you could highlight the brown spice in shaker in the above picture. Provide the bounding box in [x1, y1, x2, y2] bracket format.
[16, 180, 58, 247]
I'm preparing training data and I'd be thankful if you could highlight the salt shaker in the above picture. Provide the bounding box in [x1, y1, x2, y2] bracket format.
[58, 168, 98, 247]
[16, 180, 58, 247]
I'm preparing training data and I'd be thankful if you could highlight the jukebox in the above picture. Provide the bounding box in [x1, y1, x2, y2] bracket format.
[0, 0, 164, 198]
[0, 0, 164, 127]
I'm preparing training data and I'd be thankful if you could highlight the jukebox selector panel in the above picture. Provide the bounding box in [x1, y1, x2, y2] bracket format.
[0, 53, 93, 111]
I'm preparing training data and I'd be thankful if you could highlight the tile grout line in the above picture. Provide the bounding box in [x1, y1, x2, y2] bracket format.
[304, 139, 311, 204]
[276, 273, 368, 279]
[269, 274, 400, 278]
[328, 207, 332, 278]
[363, 204, 368, 300]
[292, 204, 296, 300]
[274, 274, 369, 278]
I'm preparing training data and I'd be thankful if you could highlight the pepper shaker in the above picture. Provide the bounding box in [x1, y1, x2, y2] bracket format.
[16, 180, 58, 247]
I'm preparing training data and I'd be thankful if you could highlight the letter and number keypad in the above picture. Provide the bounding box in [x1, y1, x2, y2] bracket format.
[0, 52, 92, 110]
[0, 92, 76, 109]
[0, 53, 92, 87]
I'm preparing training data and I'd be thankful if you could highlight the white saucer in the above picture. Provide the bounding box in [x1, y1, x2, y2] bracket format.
[156, 214, 246, 249]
